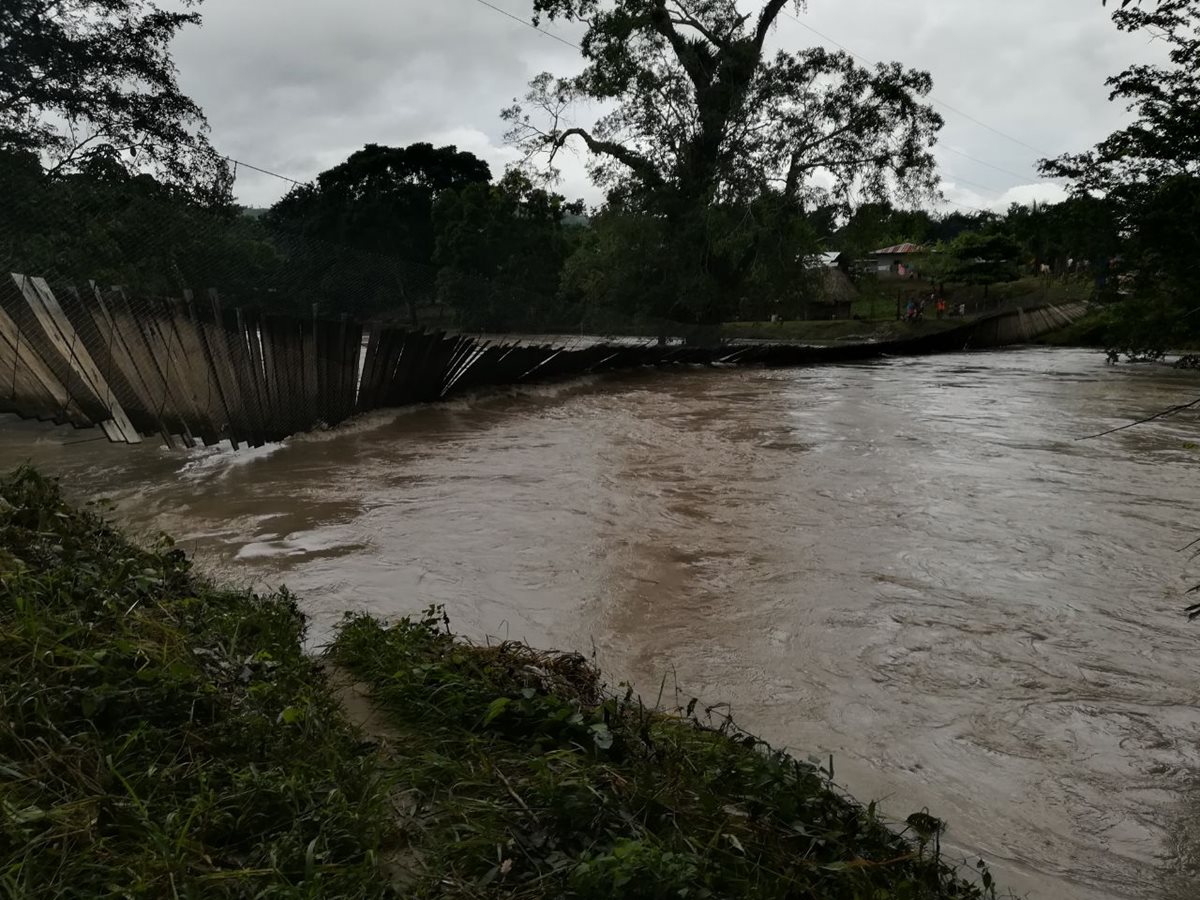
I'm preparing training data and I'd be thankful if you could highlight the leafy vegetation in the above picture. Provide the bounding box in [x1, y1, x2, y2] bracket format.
[266, 143, 494, 325]
[507, 1, 942, 323]
[1042, 0, 1200, 356]
[5, 0, 1189, 346]
[922, 232, 1024, 297]
[433, 170, 588, 331]
[330, 610, 994, 899]
[0, 467, 397, 898]
[0, 0, 229, 200]
[0, 467, 1000, 898]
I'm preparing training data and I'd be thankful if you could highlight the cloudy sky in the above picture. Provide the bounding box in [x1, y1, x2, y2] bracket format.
[169, 0, 1165, 213]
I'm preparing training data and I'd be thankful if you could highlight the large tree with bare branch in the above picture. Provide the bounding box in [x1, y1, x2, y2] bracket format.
[504, 0, 941, 321]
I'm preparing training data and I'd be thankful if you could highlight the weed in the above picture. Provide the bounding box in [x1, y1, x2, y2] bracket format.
[0, 467, 397, 899]
[330, 611, 997, 899]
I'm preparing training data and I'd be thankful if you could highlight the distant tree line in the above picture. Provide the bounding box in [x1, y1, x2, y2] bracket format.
[0, 135, 1123, 331]
[0, 0, 1195, 348]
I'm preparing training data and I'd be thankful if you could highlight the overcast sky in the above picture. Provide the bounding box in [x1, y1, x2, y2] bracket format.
[169, 0, 1164, 213]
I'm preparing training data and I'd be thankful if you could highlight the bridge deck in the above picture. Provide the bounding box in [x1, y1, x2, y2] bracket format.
[0, 273, 1090, 449]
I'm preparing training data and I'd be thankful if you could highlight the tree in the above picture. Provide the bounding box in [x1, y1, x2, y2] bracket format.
[928, 210, 998, 244]
[926, 231, 1022, 300]
[433, 171, 585, 330]
[504, 0, 942, 322]
[0, 0, 229, 200]
[995, 196, 1119, 281]
[562, 189, 824, 331]
[267, 143, 493, 322]
[0, 146, 282, 302]
[1045, 1, 1199, 200]
[1042, 0, 1200, 351]
[834, 202, 936, 261]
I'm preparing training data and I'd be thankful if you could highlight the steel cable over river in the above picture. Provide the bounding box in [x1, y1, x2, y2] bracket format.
[2, 347, 1198, 900]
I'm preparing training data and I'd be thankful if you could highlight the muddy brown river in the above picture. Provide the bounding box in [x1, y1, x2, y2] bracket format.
[2, 347, 1199, 899]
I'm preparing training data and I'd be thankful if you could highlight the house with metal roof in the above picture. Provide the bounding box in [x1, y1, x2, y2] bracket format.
[870, 243, 927, 277]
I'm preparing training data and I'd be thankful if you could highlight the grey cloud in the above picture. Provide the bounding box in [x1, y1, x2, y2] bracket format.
[168, 0, 1162, 211]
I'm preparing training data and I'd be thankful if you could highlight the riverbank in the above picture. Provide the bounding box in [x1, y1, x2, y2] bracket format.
[722, 317, 967, 345]
[0, 467, 996, 898]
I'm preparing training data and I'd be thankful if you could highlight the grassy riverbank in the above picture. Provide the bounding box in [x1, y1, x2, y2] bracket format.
[722, 317, 966, 345]
[0, 467, 997, 898]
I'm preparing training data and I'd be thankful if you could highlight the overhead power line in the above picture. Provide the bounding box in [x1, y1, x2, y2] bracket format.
[468, 0, 580, 49]
[938, 169, 1007, 197]
[943, 198, 1006, 218]
[938, 145, 1041, 183]
[926, 96, 1050, 158]
[465, 0, 1054, 173]
[780, 11, 1054, 160]
[221, 156, 306, 187]
[233, 2, 1042, 217]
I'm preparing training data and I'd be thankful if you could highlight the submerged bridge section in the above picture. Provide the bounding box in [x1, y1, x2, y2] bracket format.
[0, 273, 1089, 449]
[965, 301, 1089, 349]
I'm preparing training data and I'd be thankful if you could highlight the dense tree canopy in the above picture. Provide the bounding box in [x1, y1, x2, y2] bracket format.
[268, 143, 492, 262]
[266, 143, 493, 322]
[433, 171, 586, 330]
[0, 147, 276, 300]
[504, 0, 942, 322]
[830, 204, 1000, 263]
[926, 232, 1023, 294]
[1044, 0, 1200, 352]
[0, 0, 228, 200]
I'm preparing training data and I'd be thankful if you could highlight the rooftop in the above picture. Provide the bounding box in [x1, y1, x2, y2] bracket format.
[871, 243, 925, 255]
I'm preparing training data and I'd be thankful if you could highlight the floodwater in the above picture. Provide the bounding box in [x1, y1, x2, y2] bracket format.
[2, 347, 1199, 900]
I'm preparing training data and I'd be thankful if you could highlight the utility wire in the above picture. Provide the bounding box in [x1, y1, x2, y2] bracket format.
[928, 96, 1051, 158]
[938, 145, 1043, 183]
[942, 196, 1000, 216]
[463, 0, 1054, 178]
[468, 0, 581, 49]
[230, 3, 1028, 218]
[940, 171, 1007, 197]
[780, 11, 1054, 160]
[221, 156, 306, 187]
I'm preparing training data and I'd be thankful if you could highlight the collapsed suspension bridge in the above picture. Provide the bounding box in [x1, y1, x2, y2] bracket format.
[0, 273, 1087, 450]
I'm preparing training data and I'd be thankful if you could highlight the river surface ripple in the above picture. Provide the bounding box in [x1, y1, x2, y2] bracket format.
[3, 347, 1200, 899]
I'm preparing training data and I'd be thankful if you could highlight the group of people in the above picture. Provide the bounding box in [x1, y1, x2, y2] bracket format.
[904, 292, 966, 322]
[904, 293, 945, 322]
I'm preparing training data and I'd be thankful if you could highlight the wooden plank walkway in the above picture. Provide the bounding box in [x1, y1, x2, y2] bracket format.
[0, 273, 1094, 449]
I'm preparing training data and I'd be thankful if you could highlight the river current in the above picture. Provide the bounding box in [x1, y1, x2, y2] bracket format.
[2, 347, 1199, 899]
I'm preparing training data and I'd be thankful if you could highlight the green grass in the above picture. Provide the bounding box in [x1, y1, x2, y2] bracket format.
[329, 616, 997, 899]
[0, 468, 397, 899]
[851, 276, 1093, 324]
[724, 276, 1096, 344]
[1, 468, 1001, 898]
[722, 318, 966, 344]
